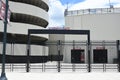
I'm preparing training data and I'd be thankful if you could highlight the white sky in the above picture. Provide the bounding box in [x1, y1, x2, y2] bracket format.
[48, 0, 120, 27]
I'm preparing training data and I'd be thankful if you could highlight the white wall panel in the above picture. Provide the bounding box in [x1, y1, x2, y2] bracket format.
[65, 13, 120, 40]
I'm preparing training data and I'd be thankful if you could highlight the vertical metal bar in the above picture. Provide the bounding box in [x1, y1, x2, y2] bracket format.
[116, 40, 120, 72]
[10, 43, 12, 72]
[57, 40, 61, 72]
[0, 0, 9, 80]
[104, 64, 106, 72]
[87, 32, 91, 72]
[42, 46, 45, 72]
[12, 43, 14, 72]
[26, 31, 31, 72]
[72, 64, 75, 72]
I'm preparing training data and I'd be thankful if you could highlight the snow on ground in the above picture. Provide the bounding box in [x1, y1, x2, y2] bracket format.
[1, 63, 120, 80]
[6, 72, 120, 80]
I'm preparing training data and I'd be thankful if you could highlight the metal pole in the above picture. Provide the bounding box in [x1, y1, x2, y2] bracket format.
[117, 40, 120, 72]
[26, 31, 30, 72]
[0, 0, 9, 80]
[88, 32, 91, 72]
[57, 40, 61, 72]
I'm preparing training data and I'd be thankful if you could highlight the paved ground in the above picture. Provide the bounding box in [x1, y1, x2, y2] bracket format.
[5, 72, 120, 80]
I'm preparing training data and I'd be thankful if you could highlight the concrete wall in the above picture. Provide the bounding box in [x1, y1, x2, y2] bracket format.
[0, 43, 48, 56]
[48, 34, 65, 55]
[65, 13, 120, 40]
[64, 11, 120, 63]
[62, 41, 118, 64]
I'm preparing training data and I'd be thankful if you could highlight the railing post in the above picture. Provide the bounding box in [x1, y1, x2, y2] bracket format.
[57, 40, 61, 72]
[26, 30, 30, 72]
[117, 40, 120, 72]
[87, 32, 91, 72]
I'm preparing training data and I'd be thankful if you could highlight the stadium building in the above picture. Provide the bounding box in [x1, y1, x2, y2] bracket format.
[64, 7, 120, 64]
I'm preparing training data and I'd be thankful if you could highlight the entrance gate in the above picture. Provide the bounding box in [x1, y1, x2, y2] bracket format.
[27, 29, 91, 72]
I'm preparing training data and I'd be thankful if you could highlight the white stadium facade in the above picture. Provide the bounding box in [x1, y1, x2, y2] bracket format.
[64, 7, 120, 64]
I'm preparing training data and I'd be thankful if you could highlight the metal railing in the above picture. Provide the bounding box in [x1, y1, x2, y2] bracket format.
[0, 40, 120, 72]
[65, 7, 120, 16]
[0, 63, 118, 72]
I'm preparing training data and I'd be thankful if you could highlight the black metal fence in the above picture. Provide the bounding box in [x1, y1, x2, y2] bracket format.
[0, 40, 120, 72]
[0, 63, 118, 72]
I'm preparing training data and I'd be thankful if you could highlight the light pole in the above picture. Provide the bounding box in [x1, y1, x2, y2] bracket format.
[0, 0, 9, 80]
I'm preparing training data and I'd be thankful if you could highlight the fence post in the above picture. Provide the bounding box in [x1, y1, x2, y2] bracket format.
[88, 33, 91, 72]
[57, 40, 61, 72]
[117, 40, 120, 72]
[26, 31, 31, 72]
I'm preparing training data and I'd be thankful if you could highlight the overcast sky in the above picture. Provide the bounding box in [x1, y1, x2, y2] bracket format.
[48, 0, 120, 27]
